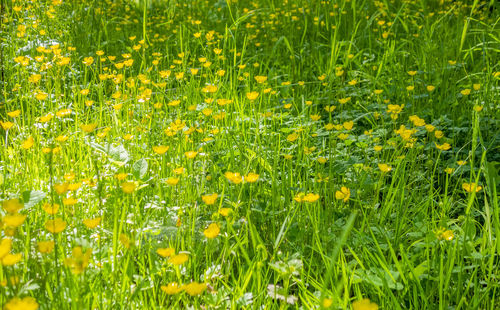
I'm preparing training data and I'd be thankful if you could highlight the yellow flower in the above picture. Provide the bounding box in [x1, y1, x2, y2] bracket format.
[183, 282, 207, 296]
[287, 132, 299, 142]
[293, 192, 319, 203]
[435, 142, 451, 151]
[3, 296, 39, 310]
[121, 181, 137, 194]
[434, 130, 444, 139]
[225, 172, 243, 184]
[246, 91, 260, 100]
[185, 151, 198, 159]
[82, 57, 94, 66]
[81, 123, 97, 133]
[310, 114, 321, 121]
[203, 223, 220, 239]
[473, 105, 483, 112]
[83, 217, 101, 229]
[202, 108, 213, 116]
[219, 208, 232, 217]
[460, 89, 471, 96]
[2, 253, 22, 266]
[352, 298, 379, 310]
[378, 163, 392, 173]
[35, 91, 48, 101]
[335, 187, 350, 202]
[426, 85, 435, 92]
[168, 100, 181, 107]
[338, 97, 351, 104]
[254, 76, 268, 83]
[168, 253, 189, 265]
[56, 108, 72, 118]
[304, 146, 316, 155]
[22, 136, 34, 149]
[245, 172, 259, 183]
[63, 197, 78, 206]
[53, 183, 69, 194]
[202, 85, 218, 93]
[55, 135, 68, 143]
[152, 145, 169, 155]
[324, 105, 336, 112]
[68, 183, 82, 191]
[37, 241, 55, 254]
[64, 246, 92, 274]
[45, 218, 67, 233]
[2, 198, 23, 214]
[114, 173, 128, 181]
[322, 298, 333, 308]
[317, 157, 327, 164]
[3, 214, 27, 227]
[0, 238, 13, 258]
[409, 115, 426, 127]
[343, 121, 354, 130]
[0, 121, 14, 131]
[39, 114, 53, 123]
[338, 133, 349, 140]
[425, 124, 435, 132]
[175, 72, 184, 80]
[123, 134, 134, 141]
[28, 73, 42, 84]
[202, 193, 218, 205]
[119, 234, 131, 249]
[157, 247, 175, 258]
[439, 230, 454, 241]
[161, 282, 183, 295]
[293, 193, 305, 203]
[165, 177, 179, 186]
[462, 183, 482, 193]
[302, 193, 320, 203]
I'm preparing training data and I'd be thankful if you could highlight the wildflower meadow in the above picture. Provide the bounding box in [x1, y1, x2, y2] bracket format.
[0, 0, 499, 309]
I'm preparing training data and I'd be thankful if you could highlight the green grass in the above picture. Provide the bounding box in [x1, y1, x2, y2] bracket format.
[0, 0, 499, 309]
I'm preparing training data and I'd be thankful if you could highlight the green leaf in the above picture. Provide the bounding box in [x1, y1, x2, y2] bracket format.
[109, 144, 130, 164]
[87, 142, 130, 165]
[133, 158, 148, 179]
[22, 190, 46, 208]
[411, 260, 428, 280]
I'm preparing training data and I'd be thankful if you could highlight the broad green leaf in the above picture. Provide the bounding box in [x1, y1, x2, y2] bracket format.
[133, 158, 148, 179]
[22, 190, 46, 208]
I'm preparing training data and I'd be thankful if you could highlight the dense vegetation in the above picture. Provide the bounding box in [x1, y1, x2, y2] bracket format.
[0, 0, 499, 309]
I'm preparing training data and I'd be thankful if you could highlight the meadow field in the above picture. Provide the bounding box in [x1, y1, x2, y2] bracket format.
[0, 0, 499, 309]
